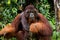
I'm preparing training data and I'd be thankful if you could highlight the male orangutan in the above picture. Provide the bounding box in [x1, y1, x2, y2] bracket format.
[0, 5, 53, 40]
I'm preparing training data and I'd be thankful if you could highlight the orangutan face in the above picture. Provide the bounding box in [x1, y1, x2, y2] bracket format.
[24, 9, 39, 24]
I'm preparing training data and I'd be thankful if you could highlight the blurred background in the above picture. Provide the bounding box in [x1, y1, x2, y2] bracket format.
[0, 0, 59, 40]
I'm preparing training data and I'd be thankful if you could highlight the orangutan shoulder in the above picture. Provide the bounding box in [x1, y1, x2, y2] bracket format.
[14, 14, 21, 19]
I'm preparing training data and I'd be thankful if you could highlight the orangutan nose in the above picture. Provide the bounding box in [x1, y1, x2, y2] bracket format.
[29, 13, 34, 20]
[29, 13, 35, 20]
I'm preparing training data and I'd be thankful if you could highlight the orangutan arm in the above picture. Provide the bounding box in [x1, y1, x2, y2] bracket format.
[38, 13, 52, 30]
[38, 13, 53, 35]
[0, 14, 21, 36]
[38, 13, 50, 24]
[11, 14, 21, 32]
[0, 23, 15, 36]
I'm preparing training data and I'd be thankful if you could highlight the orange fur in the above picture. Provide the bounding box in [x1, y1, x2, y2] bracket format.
[0, 5, 53, 40]
[0, 14, 27, 40]
[0, 23, 15, 36]
[30, 22, 40, 33]
[0, 14, 21, 39]
[0, 13, 53, 40]
[30, 21, 52, 36]
[11, 14, 21, 32]
[29, 13, 53, 40]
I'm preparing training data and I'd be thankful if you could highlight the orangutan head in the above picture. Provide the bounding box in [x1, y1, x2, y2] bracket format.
[24, 5, 40, 23]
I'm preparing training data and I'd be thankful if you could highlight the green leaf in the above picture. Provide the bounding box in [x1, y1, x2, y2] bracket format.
[12, 7, 17, 13]
[52, 31, 56, 39]
[12, 0, 17, 3]
[6, 0, 11, 5]
[49, 21, 56, 30]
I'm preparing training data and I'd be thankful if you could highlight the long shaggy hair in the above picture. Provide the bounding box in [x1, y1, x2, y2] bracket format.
[29, 13, 53, 40]
[0, 5, 53, 40]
